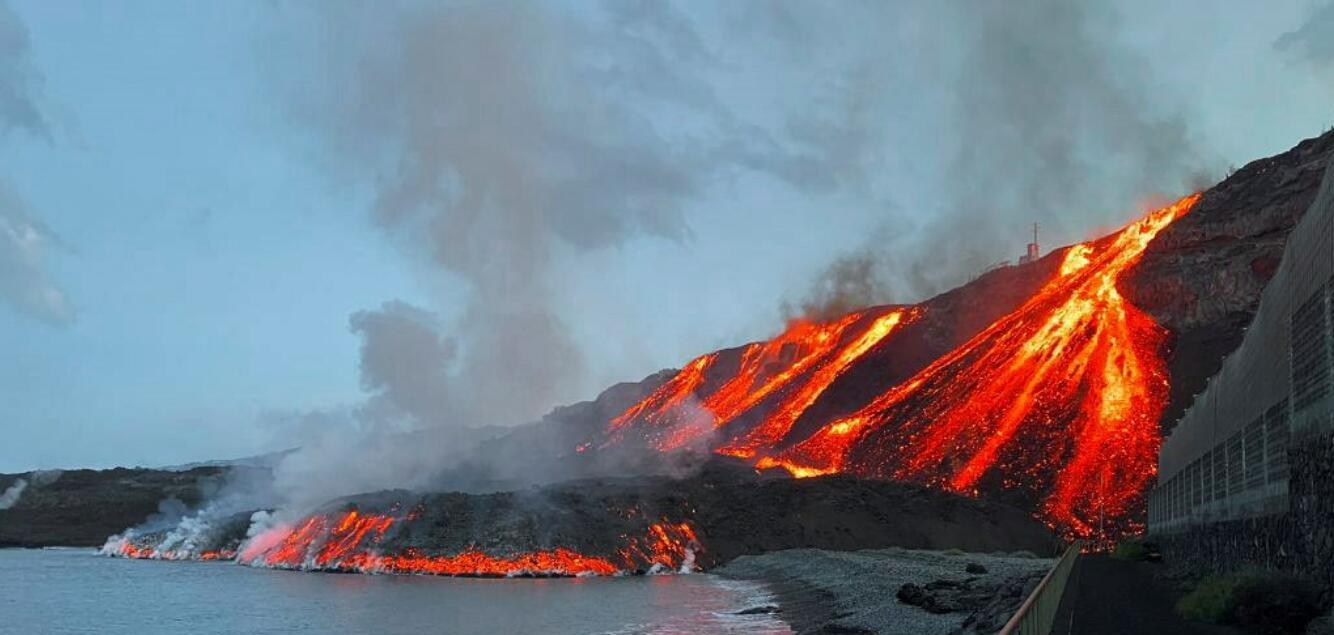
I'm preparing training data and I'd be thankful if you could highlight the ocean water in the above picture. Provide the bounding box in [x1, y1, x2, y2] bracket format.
[0, 548, 792, 635]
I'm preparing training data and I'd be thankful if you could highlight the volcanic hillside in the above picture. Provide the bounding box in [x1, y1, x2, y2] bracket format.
[16, 131, 1332, 571]
[534, 130, 1334, 542]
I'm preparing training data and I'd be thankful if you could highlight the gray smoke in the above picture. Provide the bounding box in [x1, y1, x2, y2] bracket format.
[275, 1, 838, 432]
[349, 301, 456, 428]
[785, 248, 894, 322]
[0, 1, 72, 325]
[926, 1, 1207, 296]
[772, 0, 1211, 303]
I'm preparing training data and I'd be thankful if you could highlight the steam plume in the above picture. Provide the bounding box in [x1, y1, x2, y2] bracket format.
[0, 469, 60, 510]
[0, 479, 25, 510]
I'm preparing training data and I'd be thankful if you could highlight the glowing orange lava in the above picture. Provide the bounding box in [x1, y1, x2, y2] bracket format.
[764, 194, 1199, 540]
[232, 510, 700, 577]
[111, 542, 236, 561]
[605, 352, 719, 440]
[606, 194, 1200, 542]
[721, 309, 915, 459]
[607, 308, 914, 452]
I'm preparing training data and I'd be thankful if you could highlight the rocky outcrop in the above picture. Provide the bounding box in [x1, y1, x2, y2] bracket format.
[1128, 131, 1334, 430]
[897, 571, 1043, 633]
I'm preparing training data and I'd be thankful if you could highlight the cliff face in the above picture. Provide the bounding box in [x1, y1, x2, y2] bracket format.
[1128, 130, 1334, 430]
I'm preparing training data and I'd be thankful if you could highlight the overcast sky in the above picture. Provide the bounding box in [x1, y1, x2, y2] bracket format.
[1, 0, 1331, 472]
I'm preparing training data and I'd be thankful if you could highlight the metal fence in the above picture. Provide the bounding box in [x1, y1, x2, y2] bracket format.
[998, 542, 1081, 635]
[1152, 160, 1334, 535]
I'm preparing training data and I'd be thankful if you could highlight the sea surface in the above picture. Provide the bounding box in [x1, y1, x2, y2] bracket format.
[0, 548, 792, 635]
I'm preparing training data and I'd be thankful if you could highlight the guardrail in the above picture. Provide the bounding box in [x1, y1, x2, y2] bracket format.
[997, 542, 1081, 635]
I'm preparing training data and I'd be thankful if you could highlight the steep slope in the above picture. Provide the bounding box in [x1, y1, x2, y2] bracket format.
[1128, 130, 1334, 429]
[585, 131, 1334, 541]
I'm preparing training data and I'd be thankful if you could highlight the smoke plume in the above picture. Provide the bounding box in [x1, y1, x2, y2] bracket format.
[273, 1, 839, 436]
[786, 249, 893, 322]
[775, 0, 1211, 303]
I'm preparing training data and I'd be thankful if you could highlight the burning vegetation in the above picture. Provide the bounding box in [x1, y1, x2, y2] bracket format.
[602, 195, 1203, 542]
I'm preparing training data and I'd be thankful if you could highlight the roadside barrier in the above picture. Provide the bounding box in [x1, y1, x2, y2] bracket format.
[997, 541, 1081, 635]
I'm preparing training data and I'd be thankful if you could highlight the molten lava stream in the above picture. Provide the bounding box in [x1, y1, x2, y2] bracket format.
[762, 194, 1200, 541]
[719, 308, 916, 459]
[236, 510, 701, 577]
[606, 352, 719, 434]
[606, 308, 913, 453]
[653, 313, 868, 451]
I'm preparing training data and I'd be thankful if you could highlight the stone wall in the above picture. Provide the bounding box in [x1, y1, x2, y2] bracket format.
[1153, 433, 1334, 593]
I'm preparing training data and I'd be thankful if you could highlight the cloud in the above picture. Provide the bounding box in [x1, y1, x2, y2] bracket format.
[0, 1, 48, 140]
[1276, 2, 1334, 66]
[0, 1, 71, 325]
[0, 168, 72, 325]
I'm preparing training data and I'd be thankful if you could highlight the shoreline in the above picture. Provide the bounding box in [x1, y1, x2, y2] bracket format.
[716, 547, 1051, 635]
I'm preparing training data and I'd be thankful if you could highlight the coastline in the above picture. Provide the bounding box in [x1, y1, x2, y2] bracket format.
[716, 547, 1050, 635]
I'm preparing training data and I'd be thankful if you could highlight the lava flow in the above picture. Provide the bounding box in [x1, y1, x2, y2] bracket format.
[107, 541, 235, 561]
[232, 509, 700, 577]
[607, 194, 1201, 542]
[605, 308, 916, 453]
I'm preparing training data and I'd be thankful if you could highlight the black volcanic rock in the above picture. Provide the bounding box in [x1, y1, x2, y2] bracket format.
[335, 463, 1057, 568]
[123, 462, 1056, 569]
[1128, 130, 1334, 430]
[0, 467, 236, 547]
